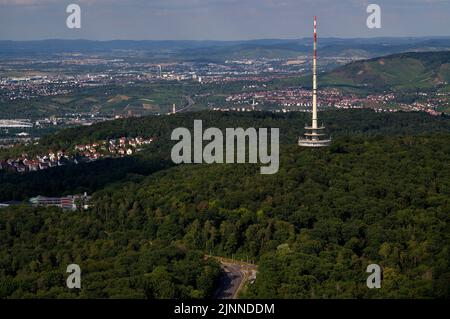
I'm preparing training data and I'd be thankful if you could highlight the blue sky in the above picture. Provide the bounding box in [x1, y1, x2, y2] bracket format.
[1, 0, 450, 40]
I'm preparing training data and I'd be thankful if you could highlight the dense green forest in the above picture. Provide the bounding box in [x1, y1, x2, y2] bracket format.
[1, 110, 450, 298]
[0, 206, 221, 298]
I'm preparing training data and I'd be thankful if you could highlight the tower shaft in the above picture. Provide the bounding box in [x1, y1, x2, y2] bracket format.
[312, 16, 318, 130]
[298, 16, 331, 148]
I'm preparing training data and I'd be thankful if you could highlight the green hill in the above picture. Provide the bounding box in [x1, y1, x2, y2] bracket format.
[316, 51, 450, 92]
[1, 110, 449, 298]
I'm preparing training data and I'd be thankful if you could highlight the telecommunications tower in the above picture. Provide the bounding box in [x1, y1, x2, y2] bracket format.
[298, 16, 331, 147]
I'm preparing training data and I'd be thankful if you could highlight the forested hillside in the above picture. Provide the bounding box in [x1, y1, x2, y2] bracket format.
[2, 110, 450, 201]
[1, 110, 449, 298]
[0, 205, 221, 298]
[88, 135, 450, 298]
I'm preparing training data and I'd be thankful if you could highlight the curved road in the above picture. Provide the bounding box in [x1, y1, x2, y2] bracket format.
[176, 95, 195, 113]
[213, 263, 245, 299]
[209, 257, 257, 299]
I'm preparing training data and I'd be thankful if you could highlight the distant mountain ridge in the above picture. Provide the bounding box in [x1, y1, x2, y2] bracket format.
[1, 37, 450, 60]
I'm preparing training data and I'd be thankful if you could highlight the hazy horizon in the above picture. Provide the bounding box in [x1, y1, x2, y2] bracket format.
[1, 0, 450, 41]
[3, 36, 450, 42]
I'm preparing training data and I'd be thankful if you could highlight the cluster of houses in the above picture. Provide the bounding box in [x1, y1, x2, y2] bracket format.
[74, 136, 153, 159]
[0, 151, 69, 173]
[0, 136, 153, 173]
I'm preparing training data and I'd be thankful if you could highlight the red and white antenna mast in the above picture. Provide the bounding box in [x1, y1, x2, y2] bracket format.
[298, 16, 331, 147]
[312, 16, 318, 130]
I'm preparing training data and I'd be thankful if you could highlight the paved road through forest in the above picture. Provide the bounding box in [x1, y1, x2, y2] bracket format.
[213, 263, 245, 299]
[210, 257, 257, 299]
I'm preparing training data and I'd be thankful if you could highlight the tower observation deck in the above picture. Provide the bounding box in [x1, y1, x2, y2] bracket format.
[298, 16, 331, 148]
